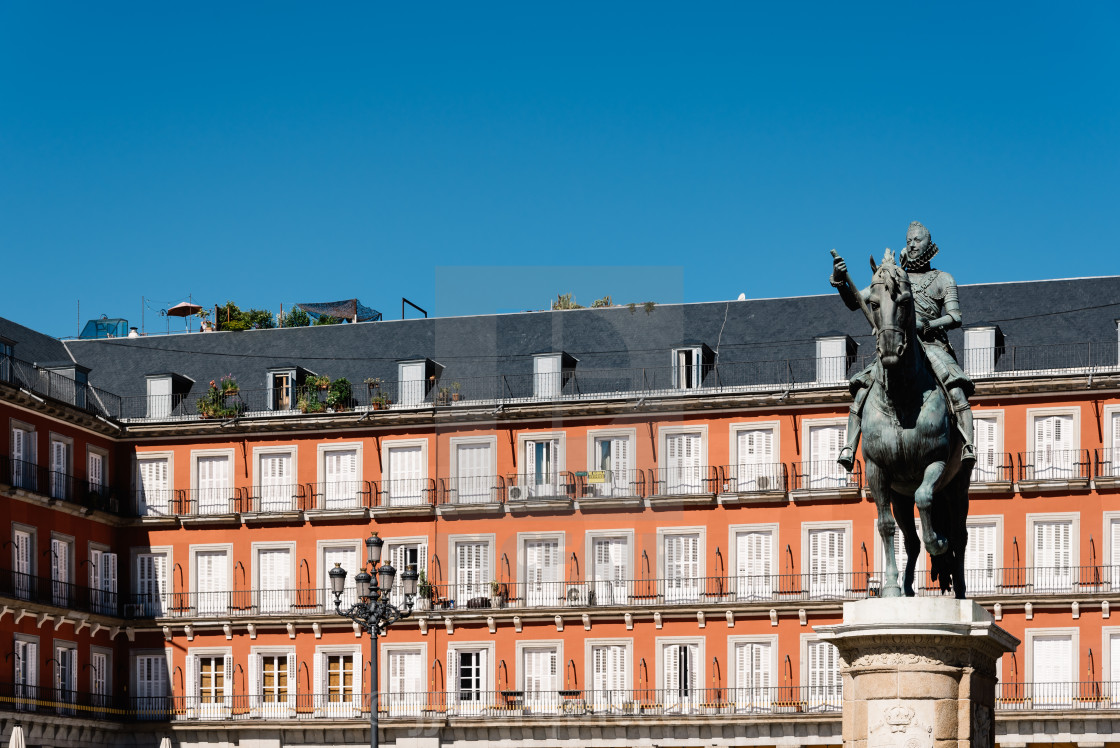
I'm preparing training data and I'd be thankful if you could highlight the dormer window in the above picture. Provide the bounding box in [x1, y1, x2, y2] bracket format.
[267, 368, 297, 411]
[147, 376, 173, 418]
[0, 338, 12, 383]
[672, 344, 713, 390]
[815, 336, 853, 383]
[398, 359, 444, 406]
[145, 373, 192, 419]
[532, 353, 577, 399]
[534, 354, 562, 398]
[674, 348, 702, 389]
[963, 326, 1002, 375]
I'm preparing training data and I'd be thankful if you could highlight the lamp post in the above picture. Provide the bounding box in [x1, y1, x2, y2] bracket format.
[330, 532, 419, 748]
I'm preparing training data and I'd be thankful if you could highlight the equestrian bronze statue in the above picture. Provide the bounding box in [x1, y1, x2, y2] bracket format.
[829, 223, 974, 598]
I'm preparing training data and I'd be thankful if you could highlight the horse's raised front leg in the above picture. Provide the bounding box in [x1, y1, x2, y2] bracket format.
[915, 460, 949, 557]
[865, 462, 901, 598]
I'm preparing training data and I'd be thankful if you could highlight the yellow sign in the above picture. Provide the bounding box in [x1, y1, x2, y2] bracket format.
[587, 471, 606, 483]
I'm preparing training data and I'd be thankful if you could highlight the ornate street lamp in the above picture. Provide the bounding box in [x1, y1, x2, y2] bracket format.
[330, 532, 419, 748]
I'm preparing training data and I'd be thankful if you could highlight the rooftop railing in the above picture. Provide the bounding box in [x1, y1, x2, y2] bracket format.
[0, 353, 121, 418]
[103, 340, 1120, 423]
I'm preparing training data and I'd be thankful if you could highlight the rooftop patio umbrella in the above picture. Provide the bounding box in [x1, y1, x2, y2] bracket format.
[159, 737, 171, 748]
[165, 301, 203, 332]
[8, 725, 25, 748]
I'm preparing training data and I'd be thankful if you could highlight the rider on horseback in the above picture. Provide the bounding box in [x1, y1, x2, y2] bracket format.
[830, 221, 976, 472]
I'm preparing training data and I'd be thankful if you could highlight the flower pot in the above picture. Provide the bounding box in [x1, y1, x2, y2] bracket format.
[490, 596, 502, 609]
[451, 393, 461, 401]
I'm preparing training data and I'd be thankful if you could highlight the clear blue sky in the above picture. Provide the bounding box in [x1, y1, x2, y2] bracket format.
[2, 2, 1117, 338]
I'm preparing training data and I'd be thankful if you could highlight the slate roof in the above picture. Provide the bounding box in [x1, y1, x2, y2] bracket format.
[0, 317, 75, 366]
[50, 275, 1120, 402]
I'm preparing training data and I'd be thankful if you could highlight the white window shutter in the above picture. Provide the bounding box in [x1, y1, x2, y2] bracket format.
[248, 653, 260, 707]
[286, 653, 297, 708]
[104, 552, 118, 595]
[88, 452, 104, 489]
[185, 653, 197, 700]
[90, 549, 102, 590]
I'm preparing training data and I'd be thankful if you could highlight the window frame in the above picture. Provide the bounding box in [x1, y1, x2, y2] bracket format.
[514, 639, 563, 693]
[1026, 406, 1082, 455]
[672, 347, 704, 390]
[134, 450, 175, 515]
[1024, 627, 1078, 684]
[584, 637, 634, 691]
[1024, 512, 1079, 570]
[252, 444, 299, 489]
[316, 441, 364, 485]
[655, 635, 705, 695]
[726, 634, 779, 692]
[448, 533, 496, 600]
[516, 430, 567, 482]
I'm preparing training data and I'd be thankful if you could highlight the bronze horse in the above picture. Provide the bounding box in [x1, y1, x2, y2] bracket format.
[861, 251, 970, 599]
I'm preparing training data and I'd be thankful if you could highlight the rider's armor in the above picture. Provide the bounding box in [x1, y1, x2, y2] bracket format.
[830, 245, 976, 472]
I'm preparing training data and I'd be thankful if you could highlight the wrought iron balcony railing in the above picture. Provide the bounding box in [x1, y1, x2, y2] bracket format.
[0, 568, 121, 617]
[1017, 449, 1092, 483]
[790, 460, 863, 493]
[0, 456, 124, 514]
[717, 463, 789, 494]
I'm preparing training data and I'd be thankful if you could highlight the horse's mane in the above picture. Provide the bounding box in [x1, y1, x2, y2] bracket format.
[872, 249, 911, 299]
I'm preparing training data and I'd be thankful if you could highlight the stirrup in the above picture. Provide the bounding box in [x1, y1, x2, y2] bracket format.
[960, 443, 976, 467]
[836, 447, 856, 473]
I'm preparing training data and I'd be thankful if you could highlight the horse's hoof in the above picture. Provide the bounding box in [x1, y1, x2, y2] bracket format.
[836, 448, 855, 473]
[927, 538, 948, 556]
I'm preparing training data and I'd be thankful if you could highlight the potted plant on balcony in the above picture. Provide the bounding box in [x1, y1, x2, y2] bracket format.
[197, 379, 244, 419]
[307, 374, 330, 391]
[297, 392, 325, 414]
[371, 391, 391, 410]
[436, 386, 450, 406]
[364, 377, 382, 398]
[327, 377, 352, 412]
[451, 381, 462, 402]
[219, 374, 239, 396]
[489, 580, 503, 609]
[416, 571, 432, 611]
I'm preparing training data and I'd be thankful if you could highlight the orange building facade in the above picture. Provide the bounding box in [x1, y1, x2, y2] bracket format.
[2, 280, 1120, 747]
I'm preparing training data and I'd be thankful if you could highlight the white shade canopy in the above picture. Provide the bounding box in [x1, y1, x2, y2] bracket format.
[8, 725, 25, 748]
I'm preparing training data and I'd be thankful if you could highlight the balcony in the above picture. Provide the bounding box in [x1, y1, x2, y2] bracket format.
[504, 472, 576, 512]
[178, 487, 246, 526]
[369, 478, 438, 519]
[789, 461, 862, 502]
[647, 466, 719, 507]
[1017, 449, 1091, 492]
[571, 469, 645, 509]
[437, 475, 506, 517]
[129, 588, 337, 619]
[1095, 448, 1120, 490]
[423, 572, 878, 611]
[242, 483, 311, 521]
[970, 452, 1015, 494]
[305, 481, 370, 521]
[716, 463, 789, 504]
[0, 353, 121, 418]
[3, 682, 1119, 724]
[0, 568, 122, 618]
[0, 456, 125, 515]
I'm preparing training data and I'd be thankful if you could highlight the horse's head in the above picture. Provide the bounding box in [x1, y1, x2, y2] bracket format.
[868, 249, 913, 368]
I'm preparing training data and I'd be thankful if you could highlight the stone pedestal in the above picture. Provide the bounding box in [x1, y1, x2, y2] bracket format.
[816, 598, 1018, 748]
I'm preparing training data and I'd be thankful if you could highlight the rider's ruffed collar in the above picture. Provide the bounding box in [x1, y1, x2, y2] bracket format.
[901, 241, 939, 271]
